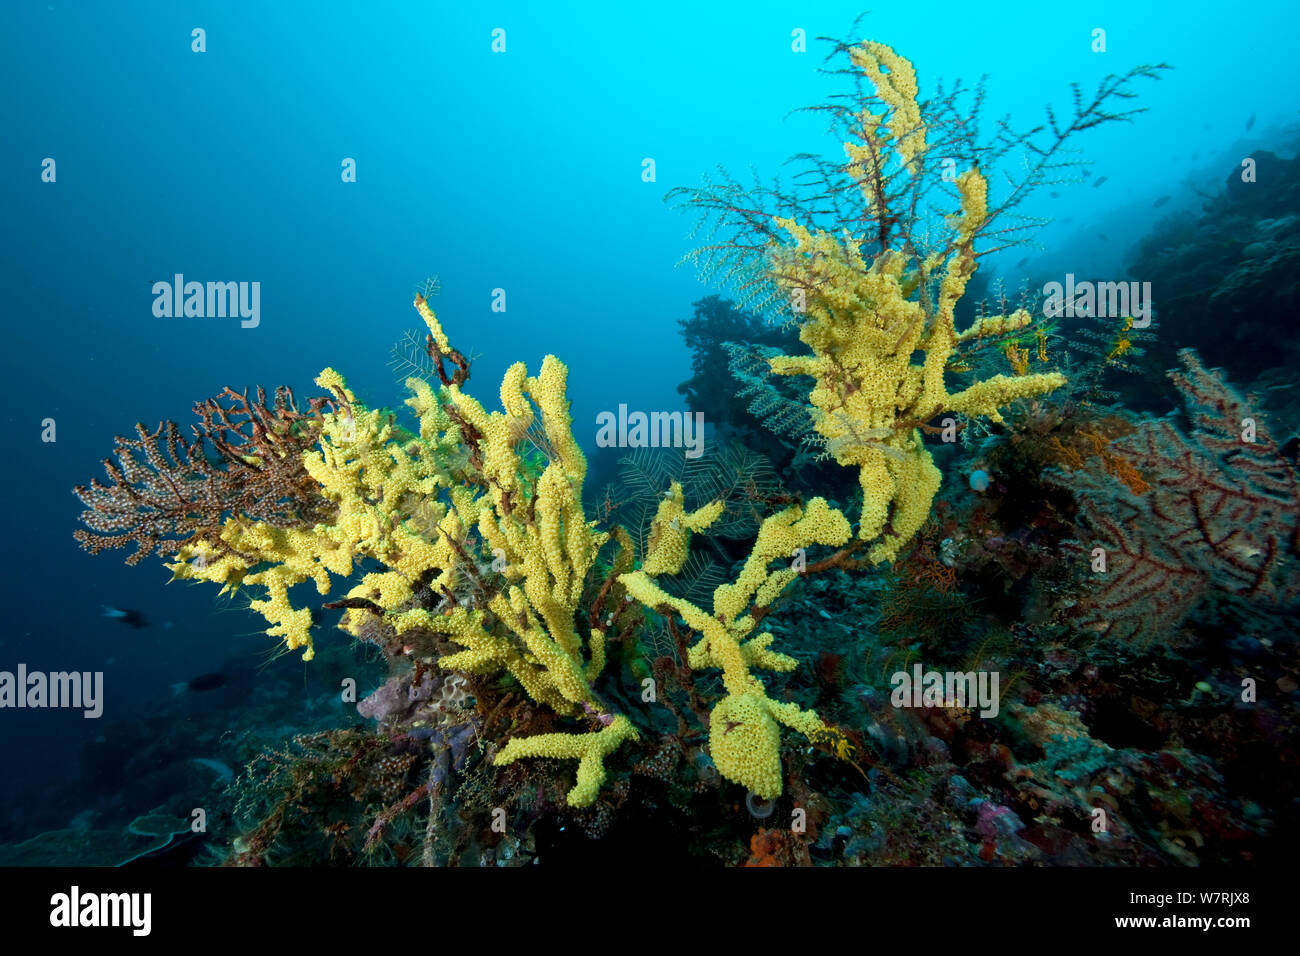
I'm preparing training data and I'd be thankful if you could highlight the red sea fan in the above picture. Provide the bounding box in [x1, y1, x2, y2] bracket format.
[73, 385, 336, 565]
[1054, 349, 1300, 644]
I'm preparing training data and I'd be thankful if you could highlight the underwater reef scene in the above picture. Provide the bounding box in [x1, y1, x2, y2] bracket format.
[5, 8, 1299, 884]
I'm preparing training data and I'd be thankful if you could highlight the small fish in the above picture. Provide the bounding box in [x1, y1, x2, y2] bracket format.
[1152, 195, 1170, 208]
[1050, 191, 1061, 198]
[1097, 233, 1109, 242]
[1015, 257, 1029, 269]
[1246, 114, 1256, 131]
[102, 606, 148, 628]
[1082, 169, 1092, 177]
[1092, 176, 1108, 188]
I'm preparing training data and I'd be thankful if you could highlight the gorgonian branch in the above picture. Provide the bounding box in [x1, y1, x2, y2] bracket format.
[74, 385, 335, 565]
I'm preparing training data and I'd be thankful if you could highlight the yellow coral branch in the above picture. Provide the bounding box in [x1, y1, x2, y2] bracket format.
[761, 45, 1065, 565]
[494, 716, 639, 807]
[620, 497, 850, 796]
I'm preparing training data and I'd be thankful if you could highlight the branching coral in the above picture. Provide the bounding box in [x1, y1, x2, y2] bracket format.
[75, 38, 1167, 815]
[622, 497, 852, 797]
[762, 188, 1066, 563]
[1052, 349, 1300, 644]
[631, 39, 1167, 797]
[674, 43, 1165, 564]
[675, 48, 1074, 565]
[74, 385, 335, 565]
[78, 293, 637, 806]
[1049, 418, 1150, 496]
[83, 294, 640, 806]
[162, 363, 465, 659]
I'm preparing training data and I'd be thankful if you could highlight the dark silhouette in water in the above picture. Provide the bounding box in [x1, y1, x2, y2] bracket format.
[101, 606, 147, 628]
[172, 672, 228, 695]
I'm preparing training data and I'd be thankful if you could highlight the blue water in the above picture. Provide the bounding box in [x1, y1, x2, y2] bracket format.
[1, 0, 1296, 843]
